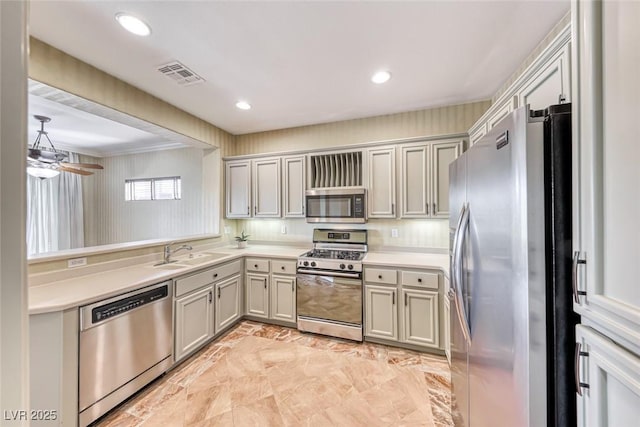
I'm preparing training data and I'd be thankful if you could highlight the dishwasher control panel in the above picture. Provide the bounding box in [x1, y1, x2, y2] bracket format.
[92, 285, 168, 323]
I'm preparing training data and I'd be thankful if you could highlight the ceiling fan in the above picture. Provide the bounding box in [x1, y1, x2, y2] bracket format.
[27, 115, 104, 179]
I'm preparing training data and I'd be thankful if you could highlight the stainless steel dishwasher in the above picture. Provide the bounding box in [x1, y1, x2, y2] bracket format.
[78, 281, 172, 426]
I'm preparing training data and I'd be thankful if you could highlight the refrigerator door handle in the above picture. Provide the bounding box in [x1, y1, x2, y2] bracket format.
[453, 203, 471, 339]
[450, 204, 467, 292]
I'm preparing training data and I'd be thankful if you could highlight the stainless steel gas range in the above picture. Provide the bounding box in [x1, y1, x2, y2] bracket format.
[296, 228, 367, 341]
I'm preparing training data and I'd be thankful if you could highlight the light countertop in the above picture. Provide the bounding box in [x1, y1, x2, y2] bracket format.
[29, 245, 448, 315]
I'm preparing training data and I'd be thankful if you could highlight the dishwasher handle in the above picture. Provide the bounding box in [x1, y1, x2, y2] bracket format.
[80, 281, 171, 331]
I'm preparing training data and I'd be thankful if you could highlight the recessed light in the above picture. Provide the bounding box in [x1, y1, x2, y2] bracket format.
[371, 70, 392, 84]
[115, 13, 151, 36]
[236, 101, 251, 110]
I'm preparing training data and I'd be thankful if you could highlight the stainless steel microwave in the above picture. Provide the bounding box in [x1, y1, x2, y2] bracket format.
[305, 187, 366, 223]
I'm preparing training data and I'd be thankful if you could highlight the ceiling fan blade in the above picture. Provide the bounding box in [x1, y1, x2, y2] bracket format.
[58, 165, 94, 176]
[60, 162, 104, 170]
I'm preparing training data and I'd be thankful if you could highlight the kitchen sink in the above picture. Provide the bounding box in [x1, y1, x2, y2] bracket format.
[175, 252, 228, 266]
[152, 263, 186, 270]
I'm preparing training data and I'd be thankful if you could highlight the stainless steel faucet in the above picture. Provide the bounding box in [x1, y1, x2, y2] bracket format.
[164, 243, 192, 263]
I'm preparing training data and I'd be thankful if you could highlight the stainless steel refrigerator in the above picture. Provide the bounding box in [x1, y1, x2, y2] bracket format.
[449, 104, 578, 427]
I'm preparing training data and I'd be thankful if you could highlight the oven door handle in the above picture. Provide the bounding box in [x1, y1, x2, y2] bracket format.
[296, 269, 362, 279]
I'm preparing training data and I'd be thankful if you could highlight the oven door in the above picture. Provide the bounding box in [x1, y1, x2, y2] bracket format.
[296, 272, 362, 326]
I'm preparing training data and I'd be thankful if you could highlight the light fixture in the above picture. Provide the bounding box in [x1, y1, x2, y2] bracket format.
[236, 101, 252, 110]
[115, 13, 151, 36]
[371, 70, 392, 84]
[27, 166, 60, 179]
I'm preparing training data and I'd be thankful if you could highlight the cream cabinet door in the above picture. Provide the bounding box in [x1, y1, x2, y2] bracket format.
[270, 274, 296, 322]
[246, 273, 269, 318]
[253, 157, 281, 217]
[174, 286, 213, 362]
[283, 155, 306, 218]
[519, 44, 570, 111]
[365, 285, 398, 341]
[215, 275, 241, 333]
[400, 144, 429, 218]
[401, 289, 439, 348]
[431, 141, 462, 218]
[576, 325, 640, 427]
[573, 0, 640, 352]
[487, 101, 512, 130]
[469, 125, 487, 147]
[225, 160, 251, 218]
[367, 147, 396, 218]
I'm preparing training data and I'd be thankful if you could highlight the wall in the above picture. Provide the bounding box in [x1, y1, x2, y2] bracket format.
[0, 0, 29, 418]
[233, 101, 490, 250]
[235, 101, 489, 155]
[28, 39, 238, 274]
[83, 148, 209, 245]
[492, 11, 571, 103]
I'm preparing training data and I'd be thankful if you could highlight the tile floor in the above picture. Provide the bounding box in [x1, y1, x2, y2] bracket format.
[98, 321, 453, 427]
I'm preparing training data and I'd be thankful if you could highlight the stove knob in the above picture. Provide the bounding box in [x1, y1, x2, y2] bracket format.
[340, 263, 346, 270]
[348, 264, 354, 270]
[310, 261, 317, 267]
[303, 261, 309, 267]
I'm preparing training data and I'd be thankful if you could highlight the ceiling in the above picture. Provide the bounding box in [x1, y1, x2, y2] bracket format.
[28, 93, 181, 157]
[29, 1, 570, 135]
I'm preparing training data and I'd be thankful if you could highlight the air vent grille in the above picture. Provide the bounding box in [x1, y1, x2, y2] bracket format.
[157, 61, 205, 86]
[310, 151, 362, 188]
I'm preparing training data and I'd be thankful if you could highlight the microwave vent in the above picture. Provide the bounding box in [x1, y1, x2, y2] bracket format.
[310, 151, 362, 188]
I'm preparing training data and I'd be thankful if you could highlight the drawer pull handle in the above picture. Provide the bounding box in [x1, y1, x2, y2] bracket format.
[417, 278, 422, 283]
[378, 275, 383, 279]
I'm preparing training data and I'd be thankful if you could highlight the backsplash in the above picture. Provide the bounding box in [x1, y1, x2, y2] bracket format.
[235, 218, 449, 251]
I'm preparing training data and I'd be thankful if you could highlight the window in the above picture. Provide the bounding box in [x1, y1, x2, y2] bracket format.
[125, 176, 181, 201]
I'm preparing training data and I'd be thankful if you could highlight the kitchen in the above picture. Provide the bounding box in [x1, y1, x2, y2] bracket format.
[2, 3, 638, 425]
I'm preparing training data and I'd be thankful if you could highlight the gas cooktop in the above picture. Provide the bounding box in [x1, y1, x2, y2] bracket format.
[301, 249, 365, 261]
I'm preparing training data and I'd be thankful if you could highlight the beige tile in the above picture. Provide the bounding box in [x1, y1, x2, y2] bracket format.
[232, 395, 284, 426]
[96, 321, 454, 427]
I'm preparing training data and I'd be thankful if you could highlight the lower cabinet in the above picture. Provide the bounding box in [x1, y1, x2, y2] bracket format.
[174, 260, 242, 363]
[245, 258, 297, 324]
[271, 274, 296, 322]
[401, 288, 438, 348]
[215, 274, 241, 331]
[576, 325, 640, 427]
[246, 272, 269, 318]
[175, 286, 214, 362]
[364, 266, 443, 352]
[365, 285, 398, 340]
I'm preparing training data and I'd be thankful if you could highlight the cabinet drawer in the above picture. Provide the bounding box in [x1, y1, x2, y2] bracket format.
[365, 268, 398, 285]
[175, 260, 241, 297]
[401, 270, 440, 290]
[272, 259, 297, 275]
[246, 258, 270, 273]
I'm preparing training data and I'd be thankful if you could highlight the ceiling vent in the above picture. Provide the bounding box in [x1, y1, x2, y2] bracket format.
[157, 61, 205, 86]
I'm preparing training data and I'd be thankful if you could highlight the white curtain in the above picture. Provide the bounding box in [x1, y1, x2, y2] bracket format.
[27, 152, 85, 256]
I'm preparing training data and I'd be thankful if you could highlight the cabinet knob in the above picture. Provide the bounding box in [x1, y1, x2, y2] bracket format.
[281, 266, 285, 270]
[254, 264, 258, 268]
[213, 273, 218, 278]
[378, 275, 383, 279]
[418, 278, 422, 283]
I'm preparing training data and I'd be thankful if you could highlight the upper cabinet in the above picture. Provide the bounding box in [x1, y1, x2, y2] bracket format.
[518, 44, 571, 111]
[225, 157, 281, 219]
[252, 157, 281, 217]
[282, 155, 306, 218]
[468, 22, 571, 147]
[400, 139, 462, 219]
[225, 160, 251, 218]
[367, 146, 396, 218]
[572, 0, 640, 354]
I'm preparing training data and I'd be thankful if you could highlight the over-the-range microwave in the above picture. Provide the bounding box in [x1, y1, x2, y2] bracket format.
[305, 187, 366, 223]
